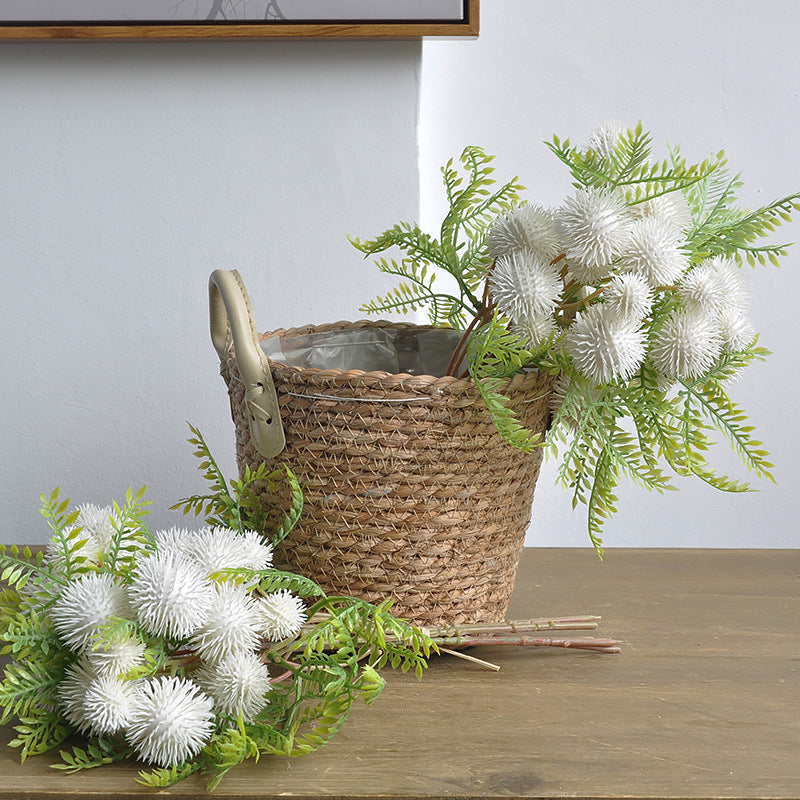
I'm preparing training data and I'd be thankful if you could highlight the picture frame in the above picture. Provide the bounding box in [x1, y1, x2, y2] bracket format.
[0, 0, 478, 39]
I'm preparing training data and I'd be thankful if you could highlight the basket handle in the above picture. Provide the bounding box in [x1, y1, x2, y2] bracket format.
[209, 269, 286, 459]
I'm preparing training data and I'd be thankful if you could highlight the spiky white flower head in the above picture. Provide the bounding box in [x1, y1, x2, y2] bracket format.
[556, 188, 632, 284]
[185, 526, 274, 578]
[717, 307, 755, 352]
[603, 273, 654, 322]
[190, 582, 261, 665]
[257, 590, 307, 642]
[87, 634, 146, 678]
[511, 313, 558, 349]
[126, 676, 214, 767]
[82, 674, 138, 736]
[236, 529, 274, 571]
[194, 651, 271, 721]
[489, 249, 563, 323]
[649, 308, 723, 380]
[705, 256, 749, 311]
[677, 262, 730, 315]
[57, 658, 98, 732]
[154, 526, 196, 559]
[586, 120, 628, 158]
[564, 304, 647, 385]
[619, 216, 688, 287]
[75, 504, 117, 554]
[486, 204, 561, 263]
[49, 572, 131, 653]
[128, 551, 214, 640]
[631, 191, 692, 232]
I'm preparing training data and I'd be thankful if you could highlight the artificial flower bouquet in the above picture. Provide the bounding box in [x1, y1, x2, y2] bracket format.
[351, 122, 800, 549]
[0, 428, 433, 789]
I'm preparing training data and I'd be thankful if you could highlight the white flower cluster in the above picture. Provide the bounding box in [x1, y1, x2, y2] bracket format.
[486, 123, 754, 388]
[47, 520, 307, 768]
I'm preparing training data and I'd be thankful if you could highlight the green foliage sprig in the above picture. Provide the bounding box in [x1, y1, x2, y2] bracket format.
[0, 428, 434, 790]
[352, 123, 799, 552]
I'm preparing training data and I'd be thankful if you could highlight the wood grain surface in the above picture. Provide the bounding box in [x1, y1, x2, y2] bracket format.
[0, 548, 797, 799]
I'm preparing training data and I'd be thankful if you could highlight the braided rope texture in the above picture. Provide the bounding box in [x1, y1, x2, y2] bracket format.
[223, 321, 553, 627]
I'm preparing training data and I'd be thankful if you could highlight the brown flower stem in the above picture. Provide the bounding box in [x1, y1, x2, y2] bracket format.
[445, 293, 497, 378]
[423, 615, 603, 638]
[558, 285, 606, 314]
[434, 635, 621, 654]
[269, 668, 294, 685]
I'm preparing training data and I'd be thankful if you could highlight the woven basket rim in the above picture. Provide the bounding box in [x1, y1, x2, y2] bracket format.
[256, 319, 548, 396]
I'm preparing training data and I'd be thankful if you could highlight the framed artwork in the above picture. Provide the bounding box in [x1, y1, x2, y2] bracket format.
[0, 0, 478, 39]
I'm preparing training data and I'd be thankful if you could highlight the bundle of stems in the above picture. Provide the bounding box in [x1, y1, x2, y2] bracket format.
[299, 613, 621, 672]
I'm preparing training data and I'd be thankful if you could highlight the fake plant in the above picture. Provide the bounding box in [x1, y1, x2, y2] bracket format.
[351, 122, 800, 551]
[0, 427, 433, 790]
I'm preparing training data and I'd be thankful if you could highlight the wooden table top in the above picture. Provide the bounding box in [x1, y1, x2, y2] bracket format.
[1, 548, 797, 799]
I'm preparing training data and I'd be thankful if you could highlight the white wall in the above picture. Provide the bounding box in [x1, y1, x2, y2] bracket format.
[0, 39, 421, 542]
[3, 4, 799, 550]
[420, 0, 800, 547]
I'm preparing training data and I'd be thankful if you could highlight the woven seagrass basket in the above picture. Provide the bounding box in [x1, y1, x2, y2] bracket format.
[209, 270, 553, 627]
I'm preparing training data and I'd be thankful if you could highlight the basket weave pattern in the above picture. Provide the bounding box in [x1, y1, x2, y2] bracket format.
[223, 321, 553, 627]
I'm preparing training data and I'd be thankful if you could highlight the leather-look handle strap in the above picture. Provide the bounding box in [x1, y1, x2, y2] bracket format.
[209, 269, 286, 459]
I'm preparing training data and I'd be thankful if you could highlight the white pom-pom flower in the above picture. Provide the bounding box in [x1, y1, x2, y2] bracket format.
[154, 526, 196, 559]
[57, 658, 98, 732]
[237, 529, 274, 571]
[677, 262, 730, 314]
[87, 634, 146, 678]
[556, 188, 632, 284]
[564, 304, 647, 385]
[649, 308, 723, 380]
[190, 582, 261, 664]
[603, 273, 654, 322]
[194, 651, 271, 721]
[706, 256, 749, 310]
[49, 573, 131, 652]
[126, 676, 214, 768]
[128, 552, 214, 640]
[631, 191, 692, 232]
[620, 217, 687, 286]
[82, 674, 138, 736]
[717, 307, 755, 352]
[586, 120, 627, 158]
[75, 504, 117, 554]
[486, 204, 561, 262]
[257, 590, 307, 642]
[185, 527, 274, 578]
[512, 313, 558, 348]
[489, 249, 563, 322]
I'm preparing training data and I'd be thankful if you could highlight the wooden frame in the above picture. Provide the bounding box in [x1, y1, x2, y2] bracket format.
[0, 0, 478, 39]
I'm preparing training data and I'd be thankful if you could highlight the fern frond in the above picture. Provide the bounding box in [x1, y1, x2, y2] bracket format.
[679, 377, 774, 482]
[103, 486, 154, 575]
[0, 544, 64, 592]
[359, 257, 471, 325]
[348, 222, 453, 272]
[212, 567, 325, 599]
[53, 738, 131, 773]
[0, 657, 66, 725]
[202, 723, 261, 790]
[136, 762, 200, 788]
[9, 706, 70, 761]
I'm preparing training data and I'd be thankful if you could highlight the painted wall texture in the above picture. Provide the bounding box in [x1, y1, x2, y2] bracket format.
[420, 0, 800, 547]
[0, 40, 421, 541]
[2, 1, 799, 549]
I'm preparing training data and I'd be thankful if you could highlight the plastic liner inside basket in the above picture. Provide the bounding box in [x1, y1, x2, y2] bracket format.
[260, 327, 463, 377]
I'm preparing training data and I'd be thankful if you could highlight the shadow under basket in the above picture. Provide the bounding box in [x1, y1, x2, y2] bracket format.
[210, 270, 553, 628]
